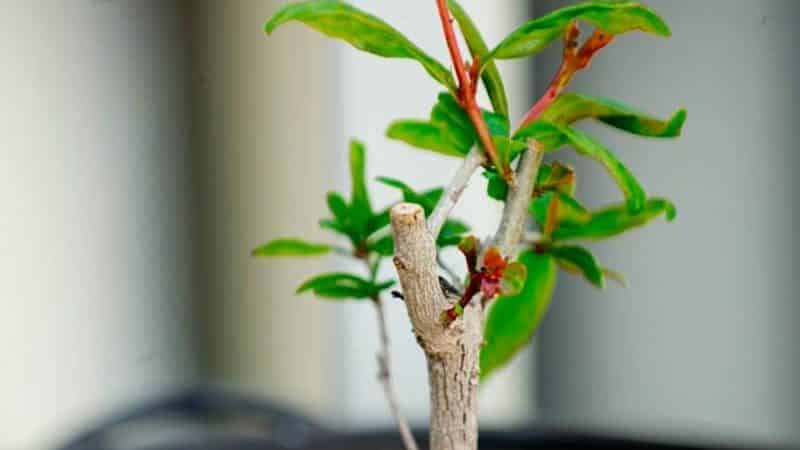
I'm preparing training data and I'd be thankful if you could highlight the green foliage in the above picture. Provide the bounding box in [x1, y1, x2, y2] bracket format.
[530, 191, 591, 229]
[261, 0, 686, 383]
[251, 238, 332, 257]
[485, 1, 669, 66]
[265, 0, 455, 89]
[552, 197, 676, 241]
[447, 0, 509, 117]
[551, 245, 604, 289]
[481, 251, 557, 380]
[387, 93, 509, 160]
[297, 273, 394, 300]
[541, 93, 687, 138]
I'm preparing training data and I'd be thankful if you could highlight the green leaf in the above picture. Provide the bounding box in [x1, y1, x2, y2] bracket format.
[530, 191, 591, 228]
[376, 176, 443, 214]
[437, 219, 470, 248]
[386, 120, 468, 157]
[481, 250, 557, 380]
[483, 169, 508, 202]
[367, 208, 391, 236]
[551, 245, 604, 289]
[349, 140, 371, 214]
[388, 93, 511, 159]
[499, 261, 527, 296]
[492, 136, 527, 173]
[252, 238, 331, 257]
[512, 120, 570, 151]
[485, 1, 670, 65]
[541, 93, 687, 138]
[369, 234, 394, 256]
[296, 272, 394, 300]
[265, 0, 455, 90]
[556, 124, 646, 213]
[553, 197, 676, 242]
[448, 0, 509, 117]
[326, 192, 350, 221]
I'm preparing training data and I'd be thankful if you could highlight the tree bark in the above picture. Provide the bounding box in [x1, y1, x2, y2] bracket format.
[390, 203, 482, 450]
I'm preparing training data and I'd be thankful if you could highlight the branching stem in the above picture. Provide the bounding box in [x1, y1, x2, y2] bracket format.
[427, 148, 484, 237]
[435, 0, 509, 182]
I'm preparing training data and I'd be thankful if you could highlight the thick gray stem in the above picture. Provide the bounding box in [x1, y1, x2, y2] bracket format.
[492, 140, 544, 256]
[391, 203, 482, 450]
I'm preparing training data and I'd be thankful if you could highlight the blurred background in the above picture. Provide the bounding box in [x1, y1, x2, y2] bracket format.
[2, 1, 799, 449]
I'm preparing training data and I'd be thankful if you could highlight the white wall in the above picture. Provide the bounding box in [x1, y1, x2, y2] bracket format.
[0, 2, 197, 448]
[535, 0, 800, 445]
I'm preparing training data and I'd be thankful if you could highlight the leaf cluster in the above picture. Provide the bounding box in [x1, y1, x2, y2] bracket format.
[262, 0, 687, 380]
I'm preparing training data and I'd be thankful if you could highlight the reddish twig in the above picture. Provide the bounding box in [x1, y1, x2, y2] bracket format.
[435, 0, 511, 183]
[520, 22, 614, 127]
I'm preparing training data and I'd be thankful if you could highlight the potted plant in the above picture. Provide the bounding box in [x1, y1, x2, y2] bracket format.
[254, 1, 686, 450]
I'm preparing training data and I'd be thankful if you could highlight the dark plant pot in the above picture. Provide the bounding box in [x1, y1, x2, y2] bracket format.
[57, 388, 788, 450]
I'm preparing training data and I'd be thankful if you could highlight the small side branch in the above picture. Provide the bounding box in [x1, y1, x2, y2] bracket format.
[492, 140, 545, 256]
[373, 297, 419, 450]
[428, 148, 485, 237]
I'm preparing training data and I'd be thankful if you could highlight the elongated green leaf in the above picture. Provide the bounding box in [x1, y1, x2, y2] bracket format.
[486, 1, 670, 66]
[387, 120, 468, 157]
[530, 191, 591, 227]
[447, 0, 509, 117]
[556, 124, 646, 213]
[481, 251, 557, 380]
[297, 272, 393, 300]
[552, 245, 604, 289]
[368, 208, 391, 236]
[326, 192, 349, 221]
[350, 140, 371, 213]
[542, 93, 687, 138]
[265, 0, 455, 89]
[553, 197, 676, 242]
[252, 238, 331, 257]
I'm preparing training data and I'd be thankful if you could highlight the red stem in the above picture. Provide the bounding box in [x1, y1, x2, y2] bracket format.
[519, 26, 614, 127]
[435, 0, 510, 182]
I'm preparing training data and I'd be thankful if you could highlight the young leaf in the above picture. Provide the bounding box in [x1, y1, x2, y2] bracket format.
[348, 140, 373, 240]
[481, 250, 557, 380]
[265, 0, 455, 90]
[485, 1, 670, 66]
[555, 124, 646, 213]
[252, 238, 331, 257]
[447, 0, 509, 117]
[296, 272, 394, 300]
[499, 261, 527, 296]
[553, 197, 676, 242]
[551, 245, 604, 289]
[541, 93, 687, 138]
[458, 235, 479, 272]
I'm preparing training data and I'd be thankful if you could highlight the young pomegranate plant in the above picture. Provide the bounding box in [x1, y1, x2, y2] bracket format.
[254, 1, 686, 450]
